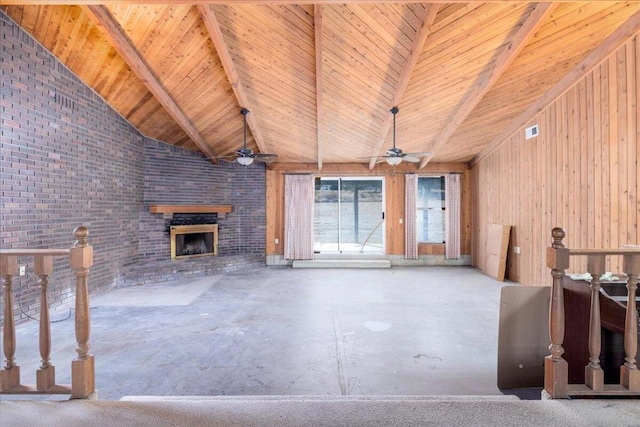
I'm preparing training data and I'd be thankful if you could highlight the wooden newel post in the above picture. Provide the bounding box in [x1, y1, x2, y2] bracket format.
[544, 227, 569, 398]
[69, 226, 95, 399]
[620, 253, 640, 391]
[0, 255, 19, 391]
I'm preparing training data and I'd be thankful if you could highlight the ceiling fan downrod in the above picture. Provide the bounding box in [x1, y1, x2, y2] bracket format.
[241, 108, 249, 150]
[391, 106, 398, 151]
[236, 108, 254, 165]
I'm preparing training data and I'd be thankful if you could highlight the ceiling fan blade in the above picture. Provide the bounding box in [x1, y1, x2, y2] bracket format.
[254, 153, 278, 163]
[254, 158, 277, 164]
[403, 152, 432, 157]
[403, 156, 421, 163]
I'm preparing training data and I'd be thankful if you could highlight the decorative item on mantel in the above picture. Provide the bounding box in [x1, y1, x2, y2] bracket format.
[149, 205, 232, 219]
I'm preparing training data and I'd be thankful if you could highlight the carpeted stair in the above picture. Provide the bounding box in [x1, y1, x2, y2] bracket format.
[2, 395, 640, 427]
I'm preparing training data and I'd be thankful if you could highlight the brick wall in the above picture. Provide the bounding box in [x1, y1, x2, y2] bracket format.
[1, 12, 145, 320]
[1, 12, 266, 321]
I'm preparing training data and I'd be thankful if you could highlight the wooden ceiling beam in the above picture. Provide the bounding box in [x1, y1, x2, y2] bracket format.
[418, 2, 557, 169]
[81, 5, 219, 160]
[471, 7, 640, 167]
[314, 4, 324, 171]
[367, 4, 439, 170]
[198, 4, 268, 155]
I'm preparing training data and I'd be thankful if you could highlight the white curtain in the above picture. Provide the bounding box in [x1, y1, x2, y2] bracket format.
[284, 174, 314, 260]
[404, 173, 418, 260]
[445, 173, 461, 259]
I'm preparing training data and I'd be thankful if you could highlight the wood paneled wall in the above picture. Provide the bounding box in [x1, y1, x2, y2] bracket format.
[471, 35, 639, 286]
[266, 162, 471, 257]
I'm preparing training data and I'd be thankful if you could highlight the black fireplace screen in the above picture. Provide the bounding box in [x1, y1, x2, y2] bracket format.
[170, 224, 218, 260]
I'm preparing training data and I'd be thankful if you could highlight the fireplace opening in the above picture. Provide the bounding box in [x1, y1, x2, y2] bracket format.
[170, 224, 218, 260]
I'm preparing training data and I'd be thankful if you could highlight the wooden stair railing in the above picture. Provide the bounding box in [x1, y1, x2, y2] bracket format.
[545, 227, 640, 398]
[0, 226, 95, 399]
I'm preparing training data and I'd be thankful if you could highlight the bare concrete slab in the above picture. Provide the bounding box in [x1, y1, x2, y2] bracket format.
[91, 276, 221, 307]
[2, 266, 529, 401]
[292, 259, 391, 268]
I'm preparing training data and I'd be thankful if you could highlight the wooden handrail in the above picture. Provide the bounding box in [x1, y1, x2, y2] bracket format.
[0, 227, 95, 399]
[1, 249, 71, 256]
[545, 227, 640, 399]
[568, 248, 640, 256]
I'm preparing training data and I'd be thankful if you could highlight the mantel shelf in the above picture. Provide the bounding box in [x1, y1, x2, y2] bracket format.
[149, 205, 232, 214]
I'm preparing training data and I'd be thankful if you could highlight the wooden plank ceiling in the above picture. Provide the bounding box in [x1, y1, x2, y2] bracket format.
[2, 1, 640, 169]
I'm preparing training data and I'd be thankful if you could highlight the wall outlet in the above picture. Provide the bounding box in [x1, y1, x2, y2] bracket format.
[513, 246, 521, 255]
[399, 218, 403, 224]
[274, 238, 279, 244]
[19, 265, 26, 276]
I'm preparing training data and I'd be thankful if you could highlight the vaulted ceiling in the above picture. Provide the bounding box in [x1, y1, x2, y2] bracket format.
[2, 1, 640, 169]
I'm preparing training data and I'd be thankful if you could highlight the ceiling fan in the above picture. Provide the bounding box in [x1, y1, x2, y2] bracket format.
[223, 108, 278, 166]
[377, 106, 431, 166]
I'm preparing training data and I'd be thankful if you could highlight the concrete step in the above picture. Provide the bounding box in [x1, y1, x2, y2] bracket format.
[291, 259, 391, 269]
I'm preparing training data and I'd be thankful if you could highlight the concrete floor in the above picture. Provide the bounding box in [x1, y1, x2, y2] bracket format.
[3, 266, 533, 401]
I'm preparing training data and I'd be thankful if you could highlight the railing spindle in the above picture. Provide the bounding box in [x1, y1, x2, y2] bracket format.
[585, 254, 605, 391]
[0, 255, 20, 391]
[35, 255, 55, 391]
[620, 254, 639, 391]
[69, 226, 95, 399]
[545, 227, 569, 398]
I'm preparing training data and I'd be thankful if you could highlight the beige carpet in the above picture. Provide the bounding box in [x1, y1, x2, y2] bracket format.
[1, 396, 639, 427]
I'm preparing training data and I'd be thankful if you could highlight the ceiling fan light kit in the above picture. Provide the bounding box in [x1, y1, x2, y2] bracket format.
[236, 156, 254, 166]
[386, 156, 403, 166]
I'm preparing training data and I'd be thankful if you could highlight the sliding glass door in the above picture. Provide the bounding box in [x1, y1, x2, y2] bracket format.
[313, 177, 384, 254]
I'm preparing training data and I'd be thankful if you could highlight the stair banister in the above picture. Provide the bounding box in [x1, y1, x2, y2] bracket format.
[545, 227, 640, 398]
[0, 226, 95, 398]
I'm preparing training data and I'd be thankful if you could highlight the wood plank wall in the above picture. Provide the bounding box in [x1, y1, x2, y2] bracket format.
[471, 35, 639, 286]
[266, 162, 471, 257]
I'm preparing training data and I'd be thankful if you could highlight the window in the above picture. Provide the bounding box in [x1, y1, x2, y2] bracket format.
[417, 176, 445, 243]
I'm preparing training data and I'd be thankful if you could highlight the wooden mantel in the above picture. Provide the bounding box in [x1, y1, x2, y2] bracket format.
[149, 205, 232, 214]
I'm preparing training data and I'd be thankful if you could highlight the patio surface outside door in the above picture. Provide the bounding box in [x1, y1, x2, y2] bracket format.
[313, 177, 384, 254]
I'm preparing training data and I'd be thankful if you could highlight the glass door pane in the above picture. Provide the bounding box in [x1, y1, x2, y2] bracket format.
[314, 178, 340, 253]
[339, 178, 383, 253]
[314, 177, 384, 254]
